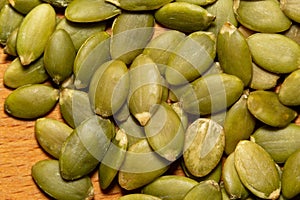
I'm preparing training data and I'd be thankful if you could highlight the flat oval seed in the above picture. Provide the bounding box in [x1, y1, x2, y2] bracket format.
[234, 140, 281, 200]
[17, 3, 56, 65]
[279, 69, 300, 106]
[233, 0, 291, 33]
[3, 27, 18, 56]
[183, 180, 222, 200]
[247, 33, 300, 74]
[119, 194, 162, 200]
[35, 118, 73, 159]
[106, 0, 172, 11]
[32, 159, 94, 200]
[4, 84, 59, 119]
[154, 2, 215, 33]
[281, 149, 300, 199]
[44, 29, 76, 85]
[9, 0, 42, 14]
[183, 118, 225, 177]
[280, 0, 300, 23]
[142, 175, 198, 200]
[65, 0, 121, 23]
[247, 90, 297, 127]
[250, 124, 300, 163]
[4, 57, 49, 89]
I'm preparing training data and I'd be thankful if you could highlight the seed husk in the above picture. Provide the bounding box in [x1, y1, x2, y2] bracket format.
[0, 3, 24, 45]
[165, 31, 216, 85]
[9, 0, 42, 14]
[118, 139, 170, 190]
[234, 140, 281, 200]
[65, 0, 121, 23]
[154, 2, 215, 33]
[35, 118, 73, 159]
[247, 90, 297, 127]
[32, 159, 94, 200]
[44, 29, 76, 85]
[3, 27, 18, 56]
[233, 0, 291, 33]
[4, 56, 49, 89]
[183, 118, 225, 177]
[106, 0, 172, 11]
[17, 3, 56, 65]
[73, 31, 111, 89]
[281, 149, 300, 199]
[99, 128, 128, 190]
[183, 180, 222, 200]
[144, 102, 185, 161]
[89, 59, 129, 117]
[4, 84, 59, 119]
[279, 69, 300, 106]
[247, 33, 300, 74]
[59, 116, 115, 180]
[181, 73, 244, 115]
[119, 194, 162, 200]
[110, 12, 154, 64]
[280, 0, 300, 23]
[142, 175, 198, 200]
[128, 54, 163, 126]
[250, 124, 300, 163]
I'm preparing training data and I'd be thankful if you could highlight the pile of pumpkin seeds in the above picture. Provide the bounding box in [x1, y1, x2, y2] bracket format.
[1, 0, 300, 199]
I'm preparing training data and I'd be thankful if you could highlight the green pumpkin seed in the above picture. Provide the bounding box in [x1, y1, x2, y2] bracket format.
[154, 2, 215, 33]
[234, 140, 281, 200]
[4, 84, 59, 119]
[32, 159, 94, 200]
[60, 115, 115, 180]
[17, 3, 56, 65]
[3, 27, 18, 56]
[118, 139, 170, 190]
[65, 0, 121, 23]
[143, 30, 186, 75]
[142, 175, 198, 200]
[144, 102, 185, 161]
[247, 33, 300, 74]
[223, 93, 256, 155]
[183, 180, 222, 200]
[181, 73, 244, 115]
[0, 3, 23, 45]
[206, 0, 238, 35]
[281, 149, 300, 199]
[42, 0, 73, 7]
[280, 0, 300, 23]
[59, 88, 94, 128]
[56, 17, 106, 51]
[165, 31, 216, 85]
[99, 128, 127, 190]
[89, 59, 129, 117]
[250, 124, 300, 163]
[4, 57, 48, 89]
[249, 62, 280, 90]
[128, 54, 163, 126]
[119, 194, 162, 200]
[44, 29, 76, 85]
[73, 31, 111, 89]
[220, 183, 231, 200]
[284, 24, 300, 45]
[9, 0, 42, 14]
[247, 90, 297, 127]
[222, 153, 249, 199]
[168, 83, 193, 102]
[183, 118, 225, 177]
[279, 69, 300, 106]
[106, 0, 172, 11]
[233, 0, 291, 33]
[171, 102, 189, 132]
[176, 0, 216, 6]
[110, 12, 154, 64]
[217, 22, 252, 86]
[35, 118, 73, 159]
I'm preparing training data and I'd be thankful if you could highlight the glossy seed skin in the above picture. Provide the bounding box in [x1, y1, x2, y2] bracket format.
[3, 27, 18, 56]
[9, 0, 42, 14]
[279, 69, 300, 106]
[183, 180, 222, 200]
[280, 0, 300, 23]
[106, 0, 172, 11]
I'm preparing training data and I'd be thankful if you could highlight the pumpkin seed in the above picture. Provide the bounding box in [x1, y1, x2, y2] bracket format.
[65, 0, 121, 23]
[3, 27, 18, 56]
[280, 0, 300, 23]
[183, 118, 225, 177]
[176, 0, 216, 6]
[32, 159, 94, 200]
[114, 102, 131, 123]
[183, 180, 222, 200]
[4, 84, 59, 119]
[250, 124, 300, 163]
[106, 0, 172, 11]
[42, 0, 73, 7]
[234, 140, 281, 200]
[247, 90, 297, 127]
[171, 102, 189, 132]
[142, 175, 198, 200]
[284, 24, 300, 45]
[119, 194, 162, 200]
[35, 118, 73, 159]
[247, 33, 300, 74]
[9, 0, 42, 14]
[154, 2, 215, 33]
[4, 56, 48, 89]
[17, 3, 56, 65]
[279, 69, 300, 106]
